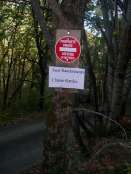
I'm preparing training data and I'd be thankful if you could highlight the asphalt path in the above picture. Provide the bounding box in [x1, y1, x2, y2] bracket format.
[0, 121, 45, 174]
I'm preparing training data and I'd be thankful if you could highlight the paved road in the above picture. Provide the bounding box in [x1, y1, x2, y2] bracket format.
[0, 121, 45, 174]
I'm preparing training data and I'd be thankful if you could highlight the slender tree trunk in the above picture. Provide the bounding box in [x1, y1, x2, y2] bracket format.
[120, 60, 131, 116]
[2, 49, 14, 109]
[83, 30, 98, 111]
[38, 49, 48, 111]
[32, 6, 49, 111]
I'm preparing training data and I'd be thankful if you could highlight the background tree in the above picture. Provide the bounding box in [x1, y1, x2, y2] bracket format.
[84, 0, 131, 120]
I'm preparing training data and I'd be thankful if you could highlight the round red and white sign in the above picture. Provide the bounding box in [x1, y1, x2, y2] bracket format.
[55, 36, 81, 64]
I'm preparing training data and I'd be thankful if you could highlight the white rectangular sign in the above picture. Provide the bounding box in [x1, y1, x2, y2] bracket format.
[49, 66, 85, 89]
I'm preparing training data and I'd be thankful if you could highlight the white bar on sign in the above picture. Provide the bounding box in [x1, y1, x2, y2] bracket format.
[60, 47, 76, 52]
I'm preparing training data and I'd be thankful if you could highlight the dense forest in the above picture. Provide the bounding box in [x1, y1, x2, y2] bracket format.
[0, 0, 131, 174]
[0, 0, 51, 116]
[0, 0, 131, 117]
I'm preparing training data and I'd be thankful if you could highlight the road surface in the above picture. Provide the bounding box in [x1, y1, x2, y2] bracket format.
[0, 121, 44, 174]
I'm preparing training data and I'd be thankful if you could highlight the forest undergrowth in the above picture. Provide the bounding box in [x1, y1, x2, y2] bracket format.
[21, 125, 131, 174]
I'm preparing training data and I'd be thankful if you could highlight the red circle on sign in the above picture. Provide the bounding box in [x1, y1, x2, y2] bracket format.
[55, 36, 81, 64]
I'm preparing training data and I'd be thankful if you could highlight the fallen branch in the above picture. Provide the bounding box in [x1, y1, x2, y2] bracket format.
[88, 142, 131, 165]
[72, 108, 127, 140]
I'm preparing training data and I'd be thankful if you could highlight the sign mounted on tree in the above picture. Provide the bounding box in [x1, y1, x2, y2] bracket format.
[48, 29, 85, 90]
[55, 36, 81, 64]
[49, 66, 85, 89]
[55, 29, 81, 67]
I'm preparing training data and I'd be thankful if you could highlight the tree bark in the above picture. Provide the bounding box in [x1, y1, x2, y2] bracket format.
[82, 30, 98, 111]
[43, 1, 87, 173]
[31, 0, 87, 173]
[110, 0, 131, 119]
[32, 7, 48, 111]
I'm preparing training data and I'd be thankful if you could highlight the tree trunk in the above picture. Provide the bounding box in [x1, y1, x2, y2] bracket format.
[32, 8, 48, 111]
[82, 30, 98, 111]
[44, 1, 86, 173]
[110, 0, 131, 119]
[31, 0, 87, 173]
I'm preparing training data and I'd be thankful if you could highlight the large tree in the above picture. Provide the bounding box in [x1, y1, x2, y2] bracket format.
[31, 0, 88, 173]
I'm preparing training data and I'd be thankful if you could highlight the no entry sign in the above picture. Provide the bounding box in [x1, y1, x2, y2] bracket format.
[55, 36, 81, 64]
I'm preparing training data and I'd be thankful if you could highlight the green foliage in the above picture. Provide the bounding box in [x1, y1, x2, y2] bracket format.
[0, 112, 15, 125]
[0, 1, 52, 124]
[126, 164, 131, 174]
